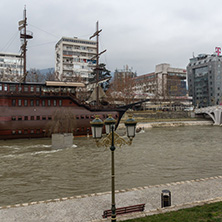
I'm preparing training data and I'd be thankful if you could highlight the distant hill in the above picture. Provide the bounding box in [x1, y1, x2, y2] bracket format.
[39, 68, 55, 75]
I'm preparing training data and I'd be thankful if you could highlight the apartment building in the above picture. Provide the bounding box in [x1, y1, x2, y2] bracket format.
[187, 53, 222, 107]
[55, 37, 97, 83]
[0, 52, 23, 81]
[134, 63, 187, 98]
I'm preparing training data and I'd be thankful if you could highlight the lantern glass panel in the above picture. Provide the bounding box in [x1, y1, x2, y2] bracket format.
[126, 125, 136, 138]
[105, 123, 115, 134]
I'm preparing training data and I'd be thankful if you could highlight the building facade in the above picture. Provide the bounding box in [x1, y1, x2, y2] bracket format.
[134, 63, 187, 99]
[55, 37, 97, 83]
[0, 52, 23, 82]
[187, 54, 222, 107]
[114, 65, 137, 82]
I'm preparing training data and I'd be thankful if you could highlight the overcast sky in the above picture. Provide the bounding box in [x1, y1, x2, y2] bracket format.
[1, 0, 222, 75]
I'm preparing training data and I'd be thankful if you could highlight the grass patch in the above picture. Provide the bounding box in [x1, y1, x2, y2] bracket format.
[124, 201, 222, 222]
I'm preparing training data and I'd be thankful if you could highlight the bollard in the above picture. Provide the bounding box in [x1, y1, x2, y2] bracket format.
[161, 189, 171, 208]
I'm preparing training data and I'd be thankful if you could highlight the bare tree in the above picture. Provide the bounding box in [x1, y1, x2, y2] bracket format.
[46, 108, 76, 135]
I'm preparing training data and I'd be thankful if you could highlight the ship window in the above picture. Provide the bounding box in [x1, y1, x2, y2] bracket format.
[12, 130, 16, 135]
[24, 86, 28, 92]
[24, 129, 28, 134]
[42, 116, 46, 120]
[36, 100, 39, 106]
[18, 99, 22, 106]
[91, 115, 94, 119]
[18, 116, 22, 121]
[59, 100, 62, 106]
[30, 99, 34, 106]
[53, 100, 57, 106]
[76, 128, 80, 132]
[24, 99, 28, 106]
[36, 116, 40, 120]
[42, 100, 45, 106]
[31, 116, 34, 120]
[24, 116, 28, 120]
[18, 130, 22, 134]
[48, 100, 51, 106]
[30, 86, 34, 92]
[86, 115, 89, 119]
[76, 116, 79, 119]
[11, 116, 16, 121]
[10, 85, 16, 92]
[81, 115, 84, 119]
[4, 84, 8, 91]
[48, 116, 52, 120]
[12, 99, 16, 106]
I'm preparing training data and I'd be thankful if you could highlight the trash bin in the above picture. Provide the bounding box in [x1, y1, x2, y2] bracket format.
[161, 189, 171, 208]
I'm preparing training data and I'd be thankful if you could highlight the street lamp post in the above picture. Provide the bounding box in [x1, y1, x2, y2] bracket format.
[90, 114, 137, 222]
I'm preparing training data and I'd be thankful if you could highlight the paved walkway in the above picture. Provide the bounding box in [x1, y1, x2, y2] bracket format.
[1, 176, 222, 222]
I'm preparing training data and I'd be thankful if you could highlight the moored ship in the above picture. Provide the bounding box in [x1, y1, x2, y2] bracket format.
[0, 81, 125, 139]
[0, 9, 132, 140]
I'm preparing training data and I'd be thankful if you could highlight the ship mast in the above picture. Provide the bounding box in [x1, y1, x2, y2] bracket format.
[18, 6, 33, 83]
[90, 21, 106, 106]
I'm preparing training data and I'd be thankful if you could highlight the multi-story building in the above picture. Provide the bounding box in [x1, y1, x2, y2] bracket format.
[114, 65, 137, 82]
[0, 52, 23, 81]
[187, 53, 222, 107]
[134, 63, 187, 99]
[55, 37, 97, 83]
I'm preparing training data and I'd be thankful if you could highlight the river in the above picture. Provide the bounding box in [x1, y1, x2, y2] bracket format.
[0, 125, 222, 206]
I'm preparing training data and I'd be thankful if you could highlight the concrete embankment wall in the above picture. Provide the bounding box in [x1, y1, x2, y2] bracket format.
[118, 120, 212, 130]
[1, 176, 222, 222]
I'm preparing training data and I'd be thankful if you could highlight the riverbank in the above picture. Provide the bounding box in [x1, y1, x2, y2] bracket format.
[118, 120, 212, 130]
[1, 176, 222, 222]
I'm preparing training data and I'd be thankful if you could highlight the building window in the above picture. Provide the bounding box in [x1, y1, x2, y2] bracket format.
[36, 86, 40, 92]
[12, 99, 16, 106]
[24, 116, 28, 120]
[18, 99, 22, 106]
[48, 116, 52, 120]
[24, 129, 28, 134]
[31, 116, 34, 120]
[59, 100, 62, 106]
[42, 116, 46, 120]
[18, 130, 22, 134]
[18, 116, 22, 121]
[42, 100, 45, 106]
[11, 116, 16, 121]
[18, 85, 22, 92]
[24, 86, 28, 92]
[36, 100, 40, 106]
[48, 100, 51, 106]
[53, 100, 57, 106]
[36, 129, 40, 134]
[24, 99, 28, 106]
[36, 116, 40, 120]
[4, 84, 8, 91]
[12, 130, 16, 135]
[30, 130, 34, 134]
[0, 84, 2, 91]
[30, 86, 34, 92]
[10, 85, 16, 92]
[30, 99, 34, 106]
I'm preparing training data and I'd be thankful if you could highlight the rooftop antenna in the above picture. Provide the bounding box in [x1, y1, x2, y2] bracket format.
[18, 6, 33, 82]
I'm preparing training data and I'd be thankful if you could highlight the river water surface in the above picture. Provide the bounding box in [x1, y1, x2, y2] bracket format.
[0, 125, 222, 206]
